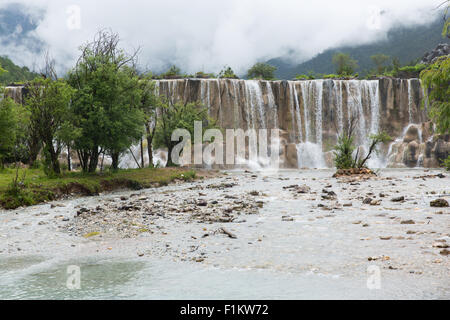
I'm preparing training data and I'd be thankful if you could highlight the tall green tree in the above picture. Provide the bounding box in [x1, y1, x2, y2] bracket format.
[370, 54, 390, 74]
[68, 30, 145, 172]
[247, 63, 277, 80]
[25, 77, 75, 175]
[0, 93, 19, 167]
[332, 53, 358, 76]
[420, 56, 450, 135]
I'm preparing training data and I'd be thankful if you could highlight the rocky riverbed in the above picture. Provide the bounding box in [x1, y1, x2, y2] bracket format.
[0, 169, 449, 299]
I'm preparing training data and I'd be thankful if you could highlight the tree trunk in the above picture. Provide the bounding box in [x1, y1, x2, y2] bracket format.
[140, 138, 145, 168]
[88, 147, 99, 173]
[111, 152, 120, 171]
[67, 146, 71, 171]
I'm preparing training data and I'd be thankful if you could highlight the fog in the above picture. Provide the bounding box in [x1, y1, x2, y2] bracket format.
[0, 0, 441, 75]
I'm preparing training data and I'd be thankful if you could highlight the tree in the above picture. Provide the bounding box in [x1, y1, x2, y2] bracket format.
[420, 56, 450, 135]
[25, 77, 75, 175]
[247, 63, 277, 80]
[371, 54, 390, 74]
[334, 113, 391, 169]
[218, 66, 239, 79]
[0, 94, 18, 167]
[332, 53, 358, 76]
[154, 101, 213, 166]
[137, 73, 161, 167]
[68, 30, 145, 172]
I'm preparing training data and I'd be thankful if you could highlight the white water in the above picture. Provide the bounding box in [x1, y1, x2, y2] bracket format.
[137, 79, 423, 169]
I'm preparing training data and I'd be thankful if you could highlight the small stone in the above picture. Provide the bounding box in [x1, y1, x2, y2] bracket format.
[401, 220, 415, 225]
[430, 199, 449, 208]
[380, 236, 392, 240]
[391, 196, 405, 202]
[439, 249, 450, 256]
[363, 198, 372, 204]
[282, 216, 294, 222]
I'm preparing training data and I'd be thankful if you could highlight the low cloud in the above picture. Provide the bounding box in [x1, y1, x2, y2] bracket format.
[0, 0, 441, 75]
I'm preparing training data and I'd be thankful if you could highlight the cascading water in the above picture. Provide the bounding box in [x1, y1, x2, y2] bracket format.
[116, 78, 428, 170]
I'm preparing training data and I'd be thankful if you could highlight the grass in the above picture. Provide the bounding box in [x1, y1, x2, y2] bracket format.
[0, 167, 197, 210]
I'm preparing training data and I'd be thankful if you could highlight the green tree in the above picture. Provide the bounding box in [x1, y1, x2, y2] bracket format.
[247, 63, 277, 80]
[68, 30, 145, 172]
[25, 77, 75, 175]
[0, 93, 19, 167]
[154, 101, 214, 166]
[332, 53, 358, 76]
[371, 54, 390, 74]
[420, 56, 450, 135]
[218, 66, 239, 79]
[137, 73, 161, 168]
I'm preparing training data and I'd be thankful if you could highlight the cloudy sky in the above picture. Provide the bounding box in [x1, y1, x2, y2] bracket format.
[0, 0, 442, 75]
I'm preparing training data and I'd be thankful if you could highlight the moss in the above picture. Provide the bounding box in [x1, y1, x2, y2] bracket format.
[83, 232, 101, 238]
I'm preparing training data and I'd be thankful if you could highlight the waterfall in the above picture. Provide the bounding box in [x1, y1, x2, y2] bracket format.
[266, 81, 278, 129]
[407, 79, 413, 124]
[245, 80, 266, 129]
[299, 82, 311, 142]
[295, 80, 326, 168]
[149, 78, 427, 169]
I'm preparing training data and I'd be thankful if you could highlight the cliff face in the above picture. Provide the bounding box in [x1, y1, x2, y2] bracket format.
[156, 78, 447, 168]
[4, 79, 448, 169]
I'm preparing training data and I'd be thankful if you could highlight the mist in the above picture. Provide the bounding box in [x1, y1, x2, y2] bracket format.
[0, 0, 441, 75]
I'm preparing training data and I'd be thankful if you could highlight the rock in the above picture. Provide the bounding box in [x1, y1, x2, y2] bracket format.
[370, 199, 381, 206]
[440, 249, 450, 256]
[249, 191, 260, 196]
[343, 203, 353, 207]
[380, 236, 392, 240]
[197, 200, 208, 207]
[391, 196, 405, 202]
[433, 242, 449, 249]
[401, 220, 415, 225]
[403, 125, 420, 143]
[282, 216, 294, 222]
[430, 199, 449, 208]
[363, 198, 372, 204]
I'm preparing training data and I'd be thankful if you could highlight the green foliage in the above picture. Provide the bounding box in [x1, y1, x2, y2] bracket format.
[25, 77, 75, 175]
[420, 56, 450, 134]
[0, 56, 39, 85]
[154, 101, 214, 166]
[370, 54, 390, 74]
[247, 63, 277, 80]
[443, 155, 450, 171]
[399, 64, 427, 73]
[67, 30, 146, 172]
[332, 52, 359, 76]
[195, 71, 216, 79]
[0, 167, 197, 209]
[218, 66, 239, 79]
[333, 135, 356, 170]
[0, 94, 19, 166]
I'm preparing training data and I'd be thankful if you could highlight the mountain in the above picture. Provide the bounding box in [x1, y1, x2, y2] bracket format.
[268, 18, 449, 79]
[0, 56, 39, 85]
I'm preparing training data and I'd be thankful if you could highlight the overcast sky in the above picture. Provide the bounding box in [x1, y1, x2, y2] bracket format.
[0, 0, 442, 75]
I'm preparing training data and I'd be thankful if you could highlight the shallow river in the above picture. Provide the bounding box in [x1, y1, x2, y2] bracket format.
[0, 169, 449, 299]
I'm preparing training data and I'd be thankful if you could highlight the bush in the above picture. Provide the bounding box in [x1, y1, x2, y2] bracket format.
[333, 135, 355, 169]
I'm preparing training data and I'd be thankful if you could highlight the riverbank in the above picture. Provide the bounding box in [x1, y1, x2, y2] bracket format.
[0, 168, 448, 299]
[0, 167, 201, 210]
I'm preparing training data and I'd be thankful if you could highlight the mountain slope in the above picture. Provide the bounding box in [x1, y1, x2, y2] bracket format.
[268, 18, 449, 79]
[0, 56, 39, 85]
